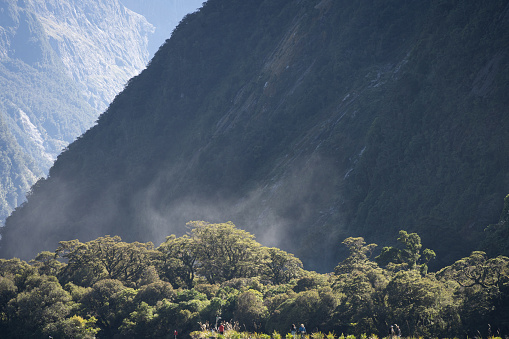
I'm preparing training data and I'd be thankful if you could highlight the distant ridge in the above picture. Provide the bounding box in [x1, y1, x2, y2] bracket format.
[0, 0, 201, 226]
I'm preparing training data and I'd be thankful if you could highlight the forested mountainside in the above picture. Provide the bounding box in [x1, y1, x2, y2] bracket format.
[0, 113, 41, 215]
[0, 0, 96, 222]
[0, 0, 197, 226]
[1, 0, 508, 273]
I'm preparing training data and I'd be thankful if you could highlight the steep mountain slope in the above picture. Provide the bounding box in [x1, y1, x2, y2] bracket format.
[0, 112, 41, 216]
[29, 0, 154, 113]
[0, 0, 181, 224]
[0, 0, 96, 221]
[1, 0, 508, 272]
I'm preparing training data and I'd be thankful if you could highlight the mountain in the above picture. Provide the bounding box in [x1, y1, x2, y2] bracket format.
[0, 0, 96, 222]
[23, 0, 155, 114]
[0, 112, 41, 214]
[1, 0, 508, 272]
[0, 0, 200, 226]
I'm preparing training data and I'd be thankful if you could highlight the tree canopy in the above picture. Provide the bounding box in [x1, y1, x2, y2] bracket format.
[0, 220, 508, 338]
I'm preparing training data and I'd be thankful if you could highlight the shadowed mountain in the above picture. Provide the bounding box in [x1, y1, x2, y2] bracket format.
[1, 0, 508, 272]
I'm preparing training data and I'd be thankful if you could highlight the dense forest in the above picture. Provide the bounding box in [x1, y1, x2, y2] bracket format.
[1, 198, 508, 338]
[3, 1, 508, 337]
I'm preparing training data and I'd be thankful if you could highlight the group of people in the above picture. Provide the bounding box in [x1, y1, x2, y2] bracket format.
[389, 324, 401, 338]
[290, 324, 306, 339]
[214, 321, 399, 338]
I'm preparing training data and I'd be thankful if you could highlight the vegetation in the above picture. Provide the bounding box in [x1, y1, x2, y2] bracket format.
[1, 1, 508, 336]
[1, 0, 508, 274]
[0, 0, 96, 223]
[0, 218, 508, 338]
[0, 112, 41, 223]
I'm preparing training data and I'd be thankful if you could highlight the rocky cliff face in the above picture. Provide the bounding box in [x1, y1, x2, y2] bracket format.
[0, 0, 94, 222]
[0, 112, 41, 215]
[0, 0, 165, 224]
[31, 0, 154, 112]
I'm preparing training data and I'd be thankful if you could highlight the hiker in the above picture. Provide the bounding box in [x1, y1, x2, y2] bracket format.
[389, 325, 395, 338]
[291, 324, 297, 339]
[298, 324, 306, 338]
[395, 324, 401, 337]
[218, 323, 224, 335]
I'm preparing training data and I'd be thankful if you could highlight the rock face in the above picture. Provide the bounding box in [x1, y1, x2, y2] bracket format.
[0, 0, 95, 222]
[0, 112, 41, 215]
[0, 0, 169, 224]
[31, 0, 154, 112]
